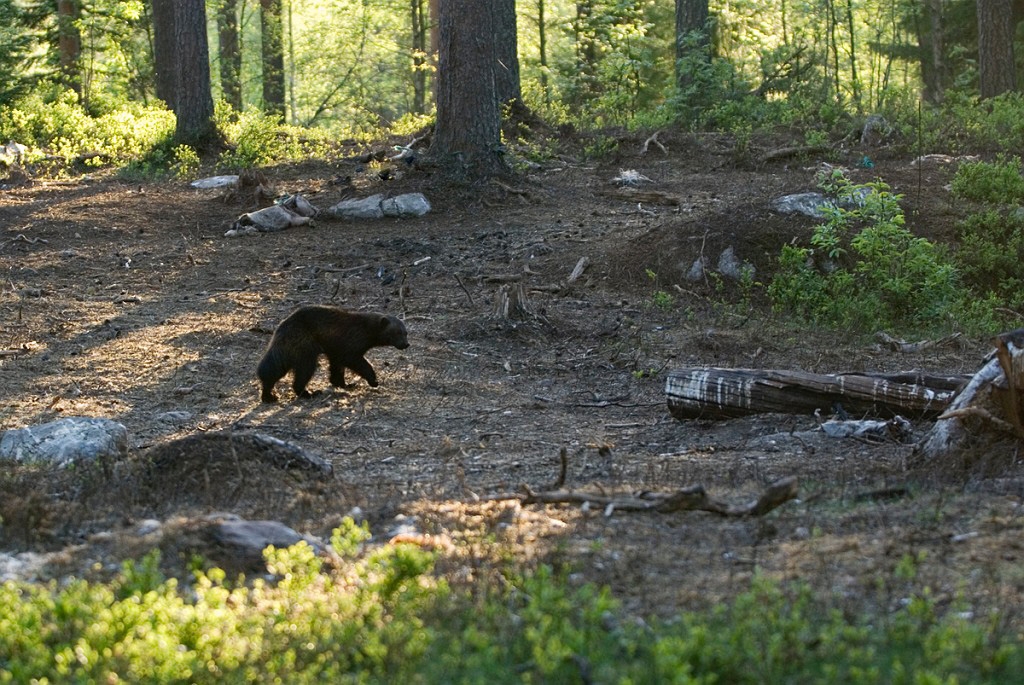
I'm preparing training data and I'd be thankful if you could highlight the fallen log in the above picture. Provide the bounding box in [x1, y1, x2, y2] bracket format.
[665, 367, 966, 420]
[918, 328, 1024, 460]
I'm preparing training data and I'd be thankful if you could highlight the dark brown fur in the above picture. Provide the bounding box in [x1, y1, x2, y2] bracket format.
[257, 305, 409, 403]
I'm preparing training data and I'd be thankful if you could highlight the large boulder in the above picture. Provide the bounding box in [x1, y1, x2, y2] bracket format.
[0, 417, 129, 467]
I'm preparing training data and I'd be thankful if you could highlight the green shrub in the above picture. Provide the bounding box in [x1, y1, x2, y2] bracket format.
[0, 90, 175, 167]
[1, 539, 1023, 684]
[950, 156, 1024, 204]
[768, 174, 966, 333]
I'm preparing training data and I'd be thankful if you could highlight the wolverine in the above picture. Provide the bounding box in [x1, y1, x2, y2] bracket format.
[257, 305, 409, 403]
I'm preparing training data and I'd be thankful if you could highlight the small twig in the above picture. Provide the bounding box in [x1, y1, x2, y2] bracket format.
[2, 234, 49, 249]
[552, 447, 568, 489]
[314, 263, 371, 274]
[454, 273, 474, 305]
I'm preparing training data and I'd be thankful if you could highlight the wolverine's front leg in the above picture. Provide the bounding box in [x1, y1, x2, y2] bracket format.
[326, 354, 349, 388]
[346, 356, 378, 387]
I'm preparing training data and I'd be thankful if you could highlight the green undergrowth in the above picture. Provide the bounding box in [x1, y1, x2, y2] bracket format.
[766, 169, 1012, 334]
[1, 519, 1021, 684]
[948, 156, 1024, 319]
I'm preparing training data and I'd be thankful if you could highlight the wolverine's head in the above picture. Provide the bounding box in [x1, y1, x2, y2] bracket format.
[382, 315, 410, 350]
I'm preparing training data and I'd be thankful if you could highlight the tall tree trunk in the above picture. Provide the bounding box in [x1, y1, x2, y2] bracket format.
[260, 0, 286, 118]
[217, 0, 242, 111]
[919, 0, 946, 104]
[57, 0, 81, 95]
[430, 0, 507, 179]
[493, 0, 522, 107]
[151, 0, 176, 109]
[573, 2, 598, 99]
[538, 0, 549, 104]
[173, 0, 217, 147]
[675, 0, 709, 91]
[411, 0, 427, 114]
[977, 0, 1017, 98]
[844, 0, 860, 111]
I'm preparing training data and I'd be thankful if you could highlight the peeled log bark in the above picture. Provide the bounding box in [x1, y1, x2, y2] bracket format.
[665, 368, 965, 421]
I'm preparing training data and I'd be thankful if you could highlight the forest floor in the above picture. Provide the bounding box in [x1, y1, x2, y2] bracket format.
[1, 129, 1023, 622]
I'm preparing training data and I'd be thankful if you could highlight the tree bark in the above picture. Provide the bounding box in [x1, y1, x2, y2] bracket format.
[675, 0, 710, 91]
[430, 0, 508, 179]
[57, 0, 81, 96]
[172, 0, 217, 148]
[919, 0, 946, 104]
[260, 0, 286, 118]
[977, 0, 1017, 98]
[217, 0, 243, 111]
[411, 0, 428, 114]
[493, 0, 522, 107]
[151, 0, 176, 110]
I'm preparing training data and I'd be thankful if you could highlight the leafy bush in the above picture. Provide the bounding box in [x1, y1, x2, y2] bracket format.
[950, 156, 1024, 204]
[1, 526, 1022, 684]
[768, 173, 965, 332]
[0, 90, 174, 166]
[944, 157, 1024, 323]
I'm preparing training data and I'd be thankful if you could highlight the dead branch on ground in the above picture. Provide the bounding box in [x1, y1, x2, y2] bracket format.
[641, 131, 667, 155]
[483, 476, 798, 518]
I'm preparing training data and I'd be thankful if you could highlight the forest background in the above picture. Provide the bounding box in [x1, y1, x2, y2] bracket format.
[5, 0, 1024, 682]
[1, 0, 1022, 160]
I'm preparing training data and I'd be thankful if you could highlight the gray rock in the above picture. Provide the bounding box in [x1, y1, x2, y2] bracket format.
[717, 247, 755, 281]
[770, 192, 835, 218]
[155, 410, 193, 425]
[685, 255, 707, 282]
[328, 194, 385, 219]
[213, 519, 321, 558]
[0, 417, 129, 466]
[190, 174, 239, 189]
[0, 551, 48, 582]
[381, 193, 431, 217]
[328, 192, 431, 220]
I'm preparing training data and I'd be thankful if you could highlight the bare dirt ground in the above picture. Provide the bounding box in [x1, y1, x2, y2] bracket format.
[2, 131, 1023, 622]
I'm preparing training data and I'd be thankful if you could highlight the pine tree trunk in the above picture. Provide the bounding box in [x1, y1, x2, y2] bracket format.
[173, 0, 217, 147]
[430, 0, 507, 179]
[675, 0, 709, 91]
[217, 0, 243, 111]
[151, 0, 176, 110]
[57, 0, 81, 96]
[977, 0, 1017, 98]
[919, 0, 946, 104]
[493, 0, 521, 107]
[411, 0, 428, 114]
[260, 0, 286, 118]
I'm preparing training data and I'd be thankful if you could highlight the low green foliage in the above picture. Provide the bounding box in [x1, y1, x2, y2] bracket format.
[0, 90, 175, 168]
[2, 534, 1021, 684]
[950, 156, 1024, 204]
[645, 269, 675, 309]
[945, 157, 1024, 326]
[768, 172, 966, 333]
